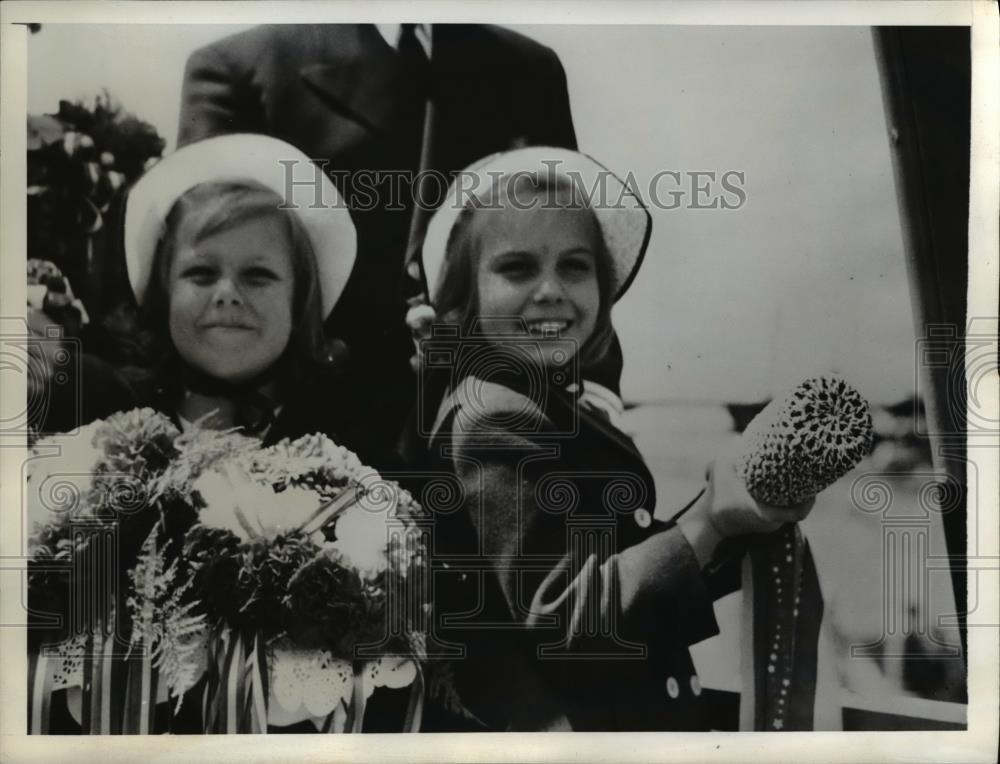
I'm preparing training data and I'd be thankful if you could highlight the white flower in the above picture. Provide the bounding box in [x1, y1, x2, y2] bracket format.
[26, 420, 103, 531]
[327, 503, 393, 577]
[193, 463, 323, 542]
[241, 433, 370, 492]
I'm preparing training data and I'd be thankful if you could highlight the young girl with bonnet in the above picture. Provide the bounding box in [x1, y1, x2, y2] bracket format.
[35, 134, 380, 732]
[410, 147, 821, 731]
[45, 132, 390, 464]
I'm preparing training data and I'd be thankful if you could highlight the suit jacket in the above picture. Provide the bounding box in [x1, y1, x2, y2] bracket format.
[177, 24, 578, 451]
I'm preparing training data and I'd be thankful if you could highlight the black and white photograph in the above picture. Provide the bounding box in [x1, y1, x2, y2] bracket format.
[0, 1, 996, 761]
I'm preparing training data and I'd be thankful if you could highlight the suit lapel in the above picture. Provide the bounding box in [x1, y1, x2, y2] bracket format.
[298, 26, 420, 147]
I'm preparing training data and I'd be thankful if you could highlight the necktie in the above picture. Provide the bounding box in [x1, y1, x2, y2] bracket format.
[397, 24, 430, 90]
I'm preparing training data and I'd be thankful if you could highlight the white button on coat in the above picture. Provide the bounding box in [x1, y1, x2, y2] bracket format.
[666, 677, 680, 698]
[690, 675, 702, 696]
[634, 508, 652, 529]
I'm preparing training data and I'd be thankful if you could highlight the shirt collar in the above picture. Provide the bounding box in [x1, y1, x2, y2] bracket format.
[567, 380, 627, 432]
[375, 23, 432, 58]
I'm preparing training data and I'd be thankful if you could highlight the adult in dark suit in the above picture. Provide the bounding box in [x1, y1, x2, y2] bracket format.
[176, 24, 580, 452]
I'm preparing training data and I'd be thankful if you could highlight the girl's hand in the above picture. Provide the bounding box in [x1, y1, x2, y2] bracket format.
[678, 437, 816, 567]
[707, 437, 816, 536]
[405, 301, 437, 372]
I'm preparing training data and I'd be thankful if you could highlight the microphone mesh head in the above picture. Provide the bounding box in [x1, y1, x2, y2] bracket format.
[738, 375, 875, 506]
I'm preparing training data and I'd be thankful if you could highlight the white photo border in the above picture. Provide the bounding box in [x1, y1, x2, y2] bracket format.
[1, 2, 996, 763]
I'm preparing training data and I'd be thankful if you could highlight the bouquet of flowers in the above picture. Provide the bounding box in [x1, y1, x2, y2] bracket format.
[26, 409, 429, 734]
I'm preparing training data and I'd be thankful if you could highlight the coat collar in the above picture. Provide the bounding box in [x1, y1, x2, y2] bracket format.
[430, 372, 650, 479]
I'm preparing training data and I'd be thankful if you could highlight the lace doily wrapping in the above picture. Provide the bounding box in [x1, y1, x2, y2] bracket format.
[46, 633, 173, 728]
[266, 638, 417, 729]
[47, 634, 86, 691]
[738, 375, 874, 506]
[46, 634, 416, 729]
[46, 634, 181, 706]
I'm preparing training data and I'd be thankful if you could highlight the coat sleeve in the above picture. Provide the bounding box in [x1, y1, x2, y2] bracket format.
[448, 393, 720, 656]
[177, 41, 265, 147]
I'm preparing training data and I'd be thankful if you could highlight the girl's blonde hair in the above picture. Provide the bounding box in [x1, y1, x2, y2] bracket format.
[431, 172, 616, 369]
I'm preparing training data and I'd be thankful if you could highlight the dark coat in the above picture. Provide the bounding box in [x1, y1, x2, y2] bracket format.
[175, 24, 579, 452]
[32, 344, 392, 464]
[417, 374, 726, 731]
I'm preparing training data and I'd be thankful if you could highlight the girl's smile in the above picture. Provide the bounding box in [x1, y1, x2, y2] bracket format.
[168, 216, 295, 383]
[199, 318, 256, 330]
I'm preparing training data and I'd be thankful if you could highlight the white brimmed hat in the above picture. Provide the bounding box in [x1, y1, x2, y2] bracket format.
[124, 134, 356, 317]
[421, 146, 651, 306]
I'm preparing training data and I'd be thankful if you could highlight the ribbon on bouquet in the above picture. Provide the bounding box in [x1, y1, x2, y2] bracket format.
[80, 621, 123, 734]
[402, 665, 425, 733]
[203, 627, 242, 733]
[121, 635, 157, 734]
[738, 524, 824, 731]
[202, 628, 261, 734]
[28, 630, 158, 735]
[28, 649, 55, 735]
[341, 665, 368, 733]
[244, 634, 269, 734]
[225, 632, 247, 733]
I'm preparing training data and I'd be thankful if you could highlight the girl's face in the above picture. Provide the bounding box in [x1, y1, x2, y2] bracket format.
[168, 216, 295, 383]
[472, 201, 602, 365]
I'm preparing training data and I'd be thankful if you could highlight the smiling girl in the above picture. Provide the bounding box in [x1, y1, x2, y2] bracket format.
[410, 147, 817, 731]
[103, 134, 366, 450]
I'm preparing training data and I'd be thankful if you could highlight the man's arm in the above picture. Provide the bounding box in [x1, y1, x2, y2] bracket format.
[177, 41, 265, 147]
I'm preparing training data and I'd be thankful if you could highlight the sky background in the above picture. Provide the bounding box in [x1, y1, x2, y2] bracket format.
[27, 23, 918, 406]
